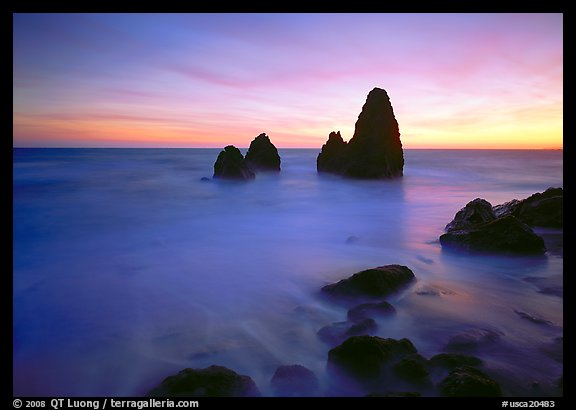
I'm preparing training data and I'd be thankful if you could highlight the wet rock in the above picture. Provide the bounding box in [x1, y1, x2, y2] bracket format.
[429, 353, 483, 369]
[148, 365, 261, 397]
[213, 145, 255, 180]
[321, 265, 415, 301]
[445, 198, 496, 232]
[441, 193, 553, 255]
[317, 87, 404, 179]
[493, 199, 522, 219]
[445, 328, 503, 351]
[393, 354, 430, 382]
[438, 366, 502, 397]
[441, 189, 562, 255]
[245, 133, 281, 171]
[347, 301, 396, 322]
[440, 215, 546, 254]
[494, 187, 563, 228]
[327, 335, 417, 380]
[270, 364, 319, 396]
[317, 318, 377, 345]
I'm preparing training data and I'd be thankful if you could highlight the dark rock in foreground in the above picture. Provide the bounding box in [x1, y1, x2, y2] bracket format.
[327, 335, 417, 380]
[270, 364, 319, 396]
[148, 365, 261, 397]
[440, 188, 562, 255]
[245, 133, 281, 171]
[317, 87, 404, 179]
[494, 187, 563, 228]
[321, 265, 415, 301]
[213, 145, 255, 180]
[317, 318, 378, 345]
[440, 215, 546, 254]
[438, 366, 502, 397]
[393, 354, 430, 383]
[347, 301, 396, 322]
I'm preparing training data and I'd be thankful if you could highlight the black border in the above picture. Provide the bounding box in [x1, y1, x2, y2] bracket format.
[8, 4, 570, 407]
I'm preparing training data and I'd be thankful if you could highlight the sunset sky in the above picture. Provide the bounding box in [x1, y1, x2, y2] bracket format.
[13, 13, 563, 149]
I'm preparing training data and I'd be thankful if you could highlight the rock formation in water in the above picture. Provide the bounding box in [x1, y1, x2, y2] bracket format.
[393, 354, 430, 383]
[440, 197, 547, 255]
[438, 366, 502, 397]
[316, 131, 347, 173]
[148, 365, 261, 397]
[428, 353, 484, 369]
[270, 364, 319, 396]
[327, 335, 417, 381]
[245, 133, 281, 171]
[321, 264, 415, 301]
[317, 87, 404, 178]
[440, 188, 562, 254]
[213, 145, 255, 180]
[441, 215, 546, 254]
[444, 198, 496, 232]
[493, 187, 563, 228]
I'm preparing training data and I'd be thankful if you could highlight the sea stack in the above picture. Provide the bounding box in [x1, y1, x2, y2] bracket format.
[317, 87, 404, 179]
[245, 133, 281, 171]
[213, 145, 255, 180]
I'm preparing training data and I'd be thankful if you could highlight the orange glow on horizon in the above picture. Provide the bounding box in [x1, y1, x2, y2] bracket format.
[13, 14, 562, 150]
[13, 110, 563, 149]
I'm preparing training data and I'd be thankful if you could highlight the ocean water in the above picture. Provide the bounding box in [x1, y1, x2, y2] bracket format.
[13, 148, 563, 397]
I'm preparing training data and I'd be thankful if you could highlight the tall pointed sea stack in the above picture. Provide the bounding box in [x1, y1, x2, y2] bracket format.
[245, 133, 281, 171]
[317, 87, 404, 179]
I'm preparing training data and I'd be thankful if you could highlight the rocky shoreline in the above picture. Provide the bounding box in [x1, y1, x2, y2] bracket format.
[440, 188, 563, 255]
[151, 87, 562, 397]
[147, 198, 563, 396]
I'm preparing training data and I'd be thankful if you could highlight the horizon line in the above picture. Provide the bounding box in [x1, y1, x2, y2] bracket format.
[12, 146, 564, 151]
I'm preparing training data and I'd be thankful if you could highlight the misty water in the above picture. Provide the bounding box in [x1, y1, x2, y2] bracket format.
[13, 148, 563, 397]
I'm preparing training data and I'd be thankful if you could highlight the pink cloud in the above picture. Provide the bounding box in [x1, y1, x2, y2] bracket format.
[13, 13, 562, 149]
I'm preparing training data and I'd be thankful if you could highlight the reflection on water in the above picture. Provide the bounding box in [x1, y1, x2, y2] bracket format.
[13, 148, 563, 396]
